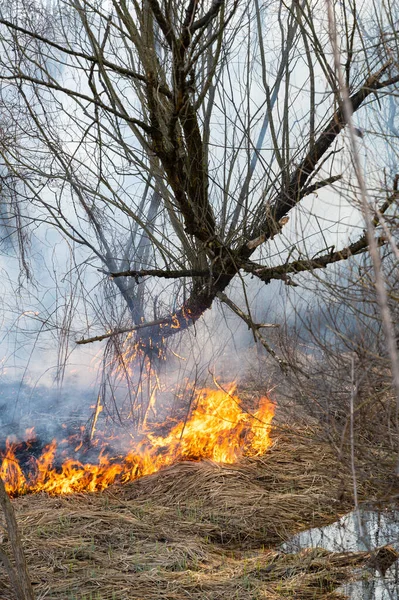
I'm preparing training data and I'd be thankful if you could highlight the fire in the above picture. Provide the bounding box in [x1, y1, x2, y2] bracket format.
[0, 385, 274, 497]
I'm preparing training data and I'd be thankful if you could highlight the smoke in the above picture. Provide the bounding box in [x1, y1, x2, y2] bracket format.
[0, 379, 97, 444]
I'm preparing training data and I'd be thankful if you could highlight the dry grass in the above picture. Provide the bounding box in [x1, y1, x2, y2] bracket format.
[0, 427, 397, 599]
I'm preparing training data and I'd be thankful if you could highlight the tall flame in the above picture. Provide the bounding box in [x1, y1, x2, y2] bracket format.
[1, 385, 274, 497]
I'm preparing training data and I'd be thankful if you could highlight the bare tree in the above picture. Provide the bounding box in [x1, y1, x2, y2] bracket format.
[0, 0, 398, 370]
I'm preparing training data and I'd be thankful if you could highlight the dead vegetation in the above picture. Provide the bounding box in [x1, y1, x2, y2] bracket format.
[1, 427, 398, 599]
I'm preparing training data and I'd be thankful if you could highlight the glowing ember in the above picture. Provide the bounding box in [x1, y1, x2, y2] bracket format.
[0, 385, 274, 496]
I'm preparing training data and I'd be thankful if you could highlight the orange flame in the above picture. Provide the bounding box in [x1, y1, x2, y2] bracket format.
[0, 385, 274, 497]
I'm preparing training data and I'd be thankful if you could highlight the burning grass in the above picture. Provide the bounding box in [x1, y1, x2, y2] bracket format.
[2, 427, 397, 599]
[0, 386, 274, 497]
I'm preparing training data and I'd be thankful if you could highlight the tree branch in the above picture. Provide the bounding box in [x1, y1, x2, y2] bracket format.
[190, 0, 225, 32]
[76, 317, 173, 344]
[147, 0, 176, 48]
[244, 237, 386, 285]
[299, 174, 343, 198]
[246, 62, 397, 248]
[244, 187, 398, 284]
[0, 17, 172, 97]
[216, 291, 287, 372]
[0, 74, 154, 135]
[102, 268, 213, 279]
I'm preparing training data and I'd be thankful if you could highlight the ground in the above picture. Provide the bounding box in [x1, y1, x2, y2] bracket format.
[0, 426, 398, 599]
